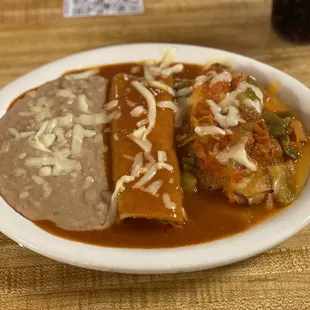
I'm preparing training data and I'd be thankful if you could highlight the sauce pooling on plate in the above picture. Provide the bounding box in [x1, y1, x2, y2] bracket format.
[1, 49, 309, 248]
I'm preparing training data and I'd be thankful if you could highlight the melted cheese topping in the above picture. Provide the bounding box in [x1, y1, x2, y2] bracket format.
[195, 125, 226, 136]
[175, 86, 193, 98]
[159, 48, 176, 69]
[131, 152, 144, 177]
[148, 81, 175, 96]
[131, 81, 156, 138]
[162, 193, 176, 210]
[162, 64, 184, 77]
[64, 69, 99, 80]
[105, 100, 119, 111]
[128, 126, 152, 153]
[130, 106, 145, 117]
[157, 101, 178, 112]
[142, 180, 163, 197]
[77, 94, 91, 114]
[219, 81, 264, 114]
[209, 71, 232, 87]
[104, 175, 135, 228]
[207, 100, 240, 128]
[216, 137, 257, 171]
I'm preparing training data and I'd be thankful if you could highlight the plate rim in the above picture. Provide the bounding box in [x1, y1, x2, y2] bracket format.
[0, 43, 310, 274]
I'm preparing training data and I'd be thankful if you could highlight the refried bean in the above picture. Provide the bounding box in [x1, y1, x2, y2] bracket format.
[0, 74, 113, 231]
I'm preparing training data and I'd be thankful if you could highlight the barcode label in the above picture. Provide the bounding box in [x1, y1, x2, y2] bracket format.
[64, 0, 144, 18]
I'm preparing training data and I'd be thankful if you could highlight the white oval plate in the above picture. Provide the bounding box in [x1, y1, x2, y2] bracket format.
[0, 43, 310, 274]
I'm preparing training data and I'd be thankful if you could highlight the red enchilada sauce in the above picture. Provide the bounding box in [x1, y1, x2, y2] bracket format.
[9, 63, 309, 248]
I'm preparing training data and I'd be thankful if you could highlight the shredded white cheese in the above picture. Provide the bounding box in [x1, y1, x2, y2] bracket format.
[103, 175, 135, 228]
[133, 164, 158, 189]
[161, 64, 184, 77]
[207, 100, 240, 128]
[216, 137, 257, 171]
[195, 125, 226, 136]
[105, 100, 119, 111]
[126, 100, 137, 107]
[77, 94, 91, 114]
[219, 81, 264, 114]
[159, 48, 176, 69]
[157, 101, 178, 112]
[74, 110, 120, 126]
[128, 126, 152, 153]
[209, 71, 232, 87]
[56, 89, 76, 99]
[71, 124, 84, 158]
[64, 69, 99, 80]
[142, 180, 163, 197]
[131, 152, 144, 177]
[39, 167, 52, 177]
[157, 151, 167, 163]
[162, 193, 176, 210]
[130, 106, 145, 117]
[136, 118, 148, 127]
[123, 154, 135, 161]
[131, 81, 156, 138]
[148, 80, 175, 96]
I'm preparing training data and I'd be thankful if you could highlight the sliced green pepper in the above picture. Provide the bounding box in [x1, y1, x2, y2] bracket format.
[181, 172, 197, 193]
[280, 135, 300, 159]
[263, 110, 289, 138]
[268, 163, 296, 206]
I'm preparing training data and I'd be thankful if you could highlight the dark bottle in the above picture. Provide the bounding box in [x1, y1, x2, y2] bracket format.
[272, 0, 310, 43]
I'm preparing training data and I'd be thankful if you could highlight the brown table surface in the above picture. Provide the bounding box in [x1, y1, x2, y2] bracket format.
[0, 0, 310, 309]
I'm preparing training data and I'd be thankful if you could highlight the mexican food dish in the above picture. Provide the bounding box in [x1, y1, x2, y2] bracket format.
[0, 49, 309, 248]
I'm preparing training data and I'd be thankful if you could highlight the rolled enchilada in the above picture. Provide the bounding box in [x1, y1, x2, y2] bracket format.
[109, 73, 185, 223]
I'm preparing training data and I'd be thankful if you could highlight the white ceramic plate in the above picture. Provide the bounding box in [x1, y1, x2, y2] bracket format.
[0, 43, 310, 274]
